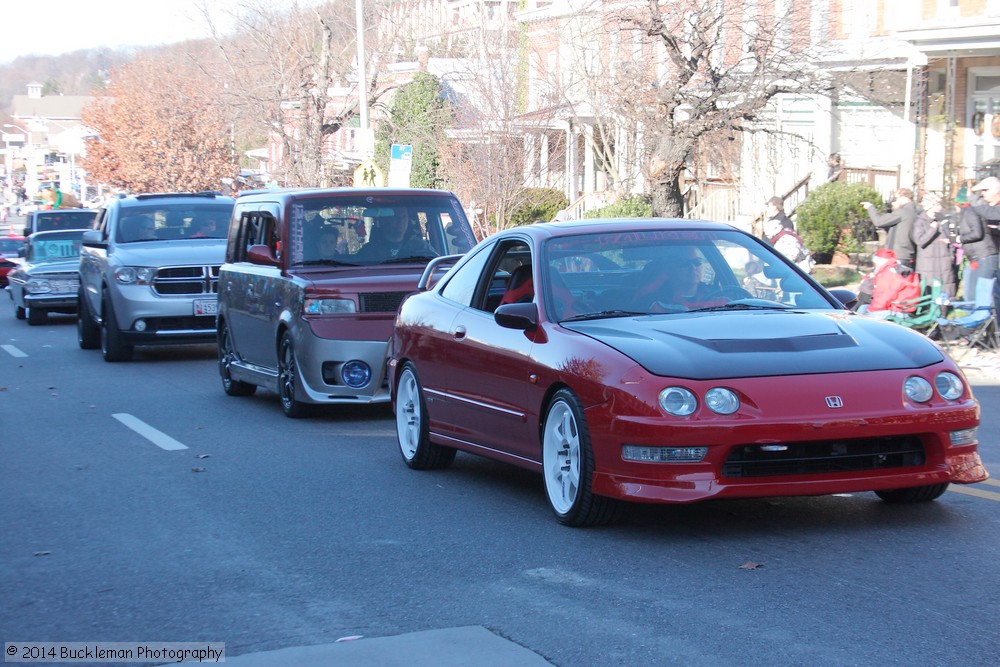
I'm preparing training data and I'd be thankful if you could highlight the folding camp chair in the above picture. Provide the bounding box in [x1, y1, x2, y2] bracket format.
[887, 277, 943, 337]
[936, 277, 997, 359]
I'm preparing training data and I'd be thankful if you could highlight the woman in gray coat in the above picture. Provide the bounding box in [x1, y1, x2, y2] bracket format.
[913, 192, 957, 302]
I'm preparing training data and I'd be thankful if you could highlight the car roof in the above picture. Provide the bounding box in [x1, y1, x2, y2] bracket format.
[235, 187, 460, 203]
[113, 192, 236, 207]
[495, 217, 741, 241]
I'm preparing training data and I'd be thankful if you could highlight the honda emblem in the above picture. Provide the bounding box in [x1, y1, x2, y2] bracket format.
[825, 396, 844, 409]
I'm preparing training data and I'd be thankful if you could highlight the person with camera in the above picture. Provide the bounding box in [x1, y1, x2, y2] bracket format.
[958, 176, 1000, 301]
[913, 192, 957, 303]
[861, 188, 918, 271]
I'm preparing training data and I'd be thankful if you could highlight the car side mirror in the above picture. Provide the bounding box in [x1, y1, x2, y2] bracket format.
[828, 288, 858, 310]
[247, 244, 280, 267]
[495, 302, 538, 330]
[81, 230, 106, 248]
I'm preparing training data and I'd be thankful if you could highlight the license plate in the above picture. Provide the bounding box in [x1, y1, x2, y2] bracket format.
[194, 299, 218, 316]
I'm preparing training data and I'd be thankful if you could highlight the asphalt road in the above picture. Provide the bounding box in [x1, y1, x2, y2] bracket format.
[1, 279, 999, 666]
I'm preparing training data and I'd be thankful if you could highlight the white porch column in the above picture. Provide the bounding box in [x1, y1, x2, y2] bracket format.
[523, 134, 536, 185]
[583, 124, 596, 204]
[540, 133, 550, 186]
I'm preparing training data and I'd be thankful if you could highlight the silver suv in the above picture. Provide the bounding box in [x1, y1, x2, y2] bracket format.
[77, 192, 235, 361]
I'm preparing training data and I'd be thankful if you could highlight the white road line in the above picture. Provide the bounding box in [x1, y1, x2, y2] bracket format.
[2, 344, 27, 358]
[112, 413, 188, 451]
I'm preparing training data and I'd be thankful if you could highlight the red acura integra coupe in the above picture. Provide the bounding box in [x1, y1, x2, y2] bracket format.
[389, 218, 987, 526]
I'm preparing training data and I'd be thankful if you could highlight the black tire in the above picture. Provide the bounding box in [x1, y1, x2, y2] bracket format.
[218, 320, 256, 397]
[277, 332, 310, 418]
[875, 483, 949, 503]
[395, 363, 456, 469]
[541, 389, 619, 527]
[27, 308, 47, 326]
[77, 290, 100, 349]
[15, 305, 26, 320]
[100, 289, 133, 362]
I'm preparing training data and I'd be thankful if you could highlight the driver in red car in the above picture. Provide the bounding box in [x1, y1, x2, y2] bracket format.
[634, 246, 727, 312]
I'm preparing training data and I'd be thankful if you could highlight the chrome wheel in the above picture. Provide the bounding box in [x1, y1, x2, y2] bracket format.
[278, 332, 307, 417]
[219, 321, 256, 397]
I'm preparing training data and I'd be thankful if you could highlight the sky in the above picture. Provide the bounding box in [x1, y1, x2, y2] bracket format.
[0, 0, 240, 65]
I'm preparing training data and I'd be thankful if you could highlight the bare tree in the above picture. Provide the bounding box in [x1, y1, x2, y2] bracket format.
[81, 50, 236, 192]
[437, 33, 565, 236]
[201, 0, 395, 187]
[543, 0, 822, 217]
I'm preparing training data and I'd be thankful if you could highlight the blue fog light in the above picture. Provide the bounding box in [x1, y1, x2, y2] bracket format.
[341, 360, 372, 388]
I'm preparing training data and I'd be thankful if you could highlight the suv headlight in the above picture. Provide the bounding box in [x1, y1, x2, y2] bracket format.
[304, 298, 356, 314]
[115, 267, 155, 285]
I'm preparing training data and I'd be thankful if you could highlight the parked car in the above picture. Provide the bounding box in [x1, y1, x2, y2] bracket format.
[77, 191, 236, 361]
[389, 218, 987, 526]
[21, 208, 98, 237]
[6, 230, 86, 325]
[0, 235, 26, 288]
[217, 187, 476, 417]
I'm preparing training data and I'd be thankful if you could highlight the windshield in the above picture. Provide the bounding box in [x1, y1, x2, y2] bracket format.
[0, 238, 25, 254]
[286, 194, 475, 267]
[34, 210, 97, 232]
[116, 203, 233, 243]
[542, 228, 835, 321]
[28, 231, 86, 261]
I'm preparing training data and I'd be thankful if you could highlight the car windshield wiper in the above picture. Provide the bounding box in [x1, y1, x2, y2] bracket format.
[687, 301, 790, 313]
[561, 309, 648, 322]
[379, 254, 437, 264]
[297, 259, 361, 267]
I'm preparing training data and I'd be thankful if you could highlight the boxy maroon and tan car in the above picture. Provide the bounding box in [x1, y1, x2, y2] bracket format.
[217, 188, 476, 417]
[389, 218, 988, 526]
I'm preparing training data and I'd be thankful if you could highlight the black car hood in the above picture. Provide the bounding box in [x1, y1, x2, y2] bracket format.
[561, 310, 944, 380]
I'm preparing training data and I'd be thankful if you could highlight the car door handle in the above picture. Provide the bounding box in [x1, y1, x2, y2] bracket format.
[453, 325, 466, 340]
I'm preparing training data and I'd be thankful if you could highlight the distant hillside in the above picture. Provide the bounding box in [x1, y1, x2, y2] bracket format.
[0, 48, 136, 116]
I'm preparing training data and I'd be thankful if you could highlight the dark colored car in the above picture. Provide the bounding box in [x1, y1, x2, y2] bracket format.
[389, 218, 987, 526]
[218, 188, 476, 417]
[22, 209, 98, 237]
[6, 230, 85, 325]
[77, 192, 235, 361]
[0, 235, 27, 288]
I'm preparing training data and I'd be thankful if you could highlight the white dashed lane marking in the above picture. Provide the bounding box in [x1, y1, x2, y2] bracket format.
[112, 413, 188, 451]
[2, 344, 27, 358]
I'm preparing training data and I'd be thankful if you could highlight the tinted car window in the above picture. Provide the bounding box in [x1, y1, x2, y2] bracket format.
[440, 243, 494, 307]
[33, 210, 98, 233]
[115, 204, 233, 243]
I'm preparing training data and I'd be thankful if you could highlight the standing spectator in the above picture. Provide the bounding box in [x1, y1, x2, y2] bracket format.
[763, 214, 814, 274]
[764, 197, 794, 234]
[827, 153, 843, 180]
[861, 188, 918, 271]
[858, 248, 921, 319]
[958, 176, 1000, 301]
[913, 192, 958, 302]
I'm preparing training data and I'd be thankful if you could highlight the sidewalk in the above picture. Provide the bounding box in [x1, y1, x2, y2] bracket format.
[174, 626, 554, 667]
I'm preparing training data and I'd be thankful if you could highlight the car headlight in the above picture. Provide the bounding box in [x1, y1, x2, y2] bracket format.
[659, 386, 698, 416]
[304, 298, 356, 314]
[115, 267, 155, 284]
[904, 376, 933, 403]
[341, 360, 372, 388]
[705, 387, 740, 415]
[934, 372, 964, 400]
[26, 278, 51, 293]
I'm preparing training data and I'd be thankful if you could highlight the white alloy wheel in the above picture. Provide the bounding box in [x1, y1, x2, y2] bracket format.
[543, 398, 582, 515]
[396, 367, 422, 462]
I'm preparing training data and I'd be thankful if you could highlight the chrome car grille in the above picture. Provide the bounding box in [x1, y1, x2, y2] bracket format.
[152, 265, 220, 295]
[721, 436, 925, 478]
[359, 291, 409, 313]
[35, 272, 80, 294]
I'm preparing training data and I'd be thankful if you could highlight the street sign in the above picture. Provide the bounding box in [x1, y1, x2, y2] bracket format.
[388, 144, 413, 188]
[353, 159, 384, 188]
